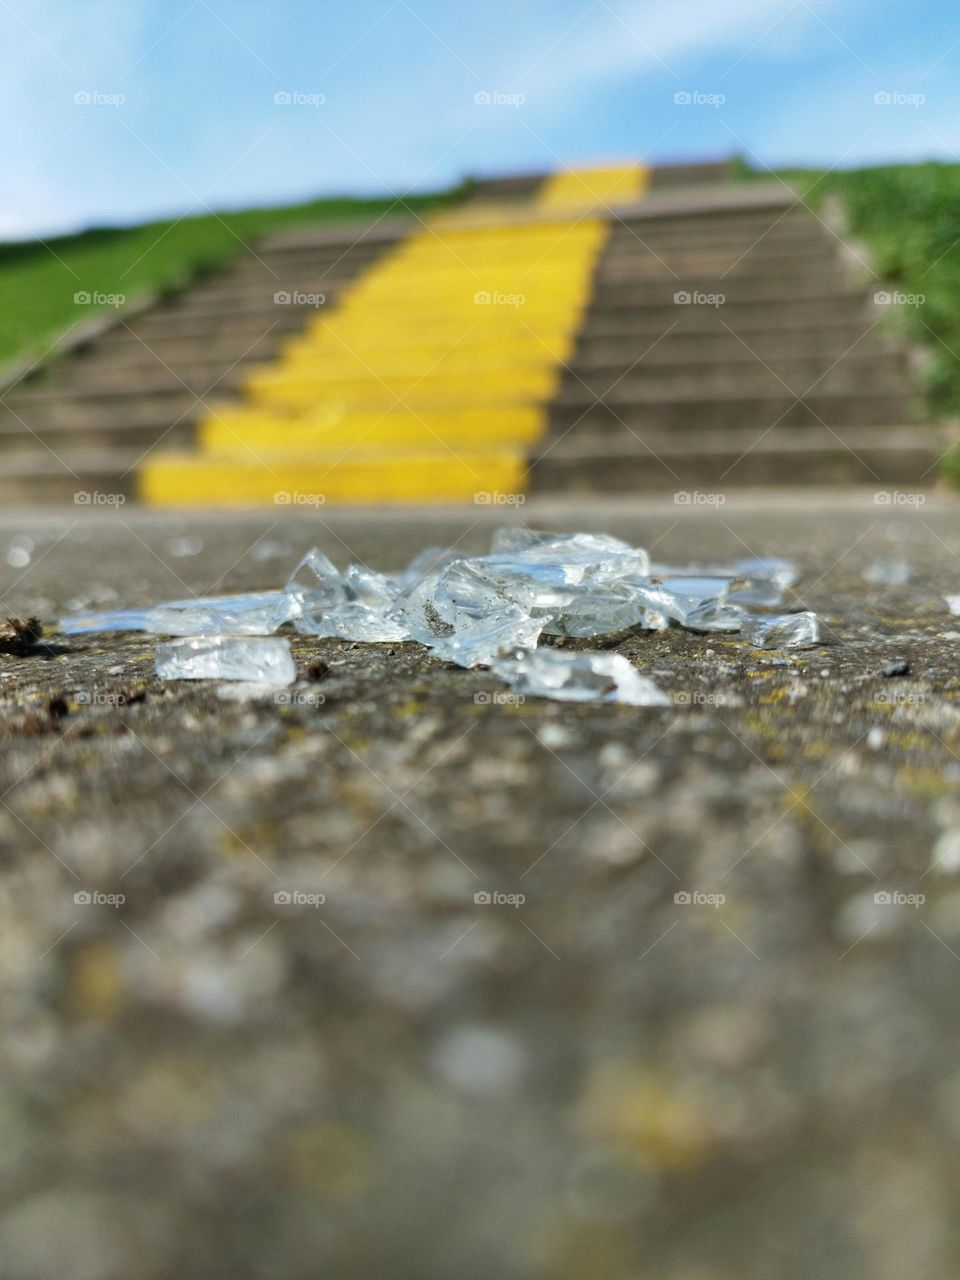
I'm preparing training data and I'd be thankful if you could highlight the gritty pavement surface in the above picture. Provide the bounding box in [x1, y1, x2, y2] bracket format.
[1, 494, 960, 1280]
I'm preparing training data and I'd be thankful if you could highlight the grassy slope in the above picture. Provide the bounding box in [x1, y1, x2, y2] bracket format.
[0, 187, 465, 376]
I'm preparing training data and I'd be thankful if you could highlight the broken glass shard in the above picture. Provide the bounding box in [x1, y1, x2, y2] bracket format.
[297, 602, 410, 642]
[400, 546, 462, 588]
[285, 547, 349, 612]
[682, 598, 747, 633]
[66, 528, 818, 704]
[146, 591, 300, 636]
[741, 612, 820, 649]
[156, 636, 297, 684]
[632, 576, 736, 627]
[491, 647, 672, 706]
[60, 607, 153, 634]
[429, 608, 544, 668]
[287, 548, 410, 641]
[62, 592, 301, 637]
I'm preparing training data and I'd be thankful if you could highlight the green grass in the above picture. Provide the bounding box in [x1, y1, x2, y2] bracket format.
[740, 159, 960, 418]
[0, 184, 467, 377]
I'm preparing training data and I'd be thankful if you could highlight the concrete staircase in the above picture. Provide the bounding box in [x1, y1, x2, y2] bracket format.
[0, 220, 409, 503]
[532, 184, 943, 490]
[0, 169, 946, 502]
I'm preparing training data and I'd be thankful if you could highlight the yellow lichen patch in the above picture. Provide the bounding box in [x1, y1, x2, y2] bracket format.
[535, 1218, 636, 1280]
[896, 764, 955, 800]
[391, 700, 424, 718]
[120, 1055, 216, 1136]
[578, 1062, 712, 1173]
[783, 783, 814, 816]
[217, 825, 275, 860]
[64, 941, 124, 1022]
[284, 1121, 373, 1196]
[758, 687, 791, 704]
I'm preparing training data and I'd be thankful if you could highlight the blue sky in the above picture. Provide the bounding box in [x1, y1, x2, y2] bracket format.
[0, 0, 957, 238]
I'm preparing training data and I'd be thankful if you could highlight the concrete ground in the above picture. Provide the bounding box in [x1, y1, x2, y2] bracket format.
[1, 493, 960, 1280]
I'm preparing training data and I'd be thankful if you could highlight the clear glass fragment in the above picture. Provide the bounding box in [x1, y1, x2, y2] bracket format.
[491, 646, 672, 706]
[741, 612, 820, 649]
[156, 636, 297, 684]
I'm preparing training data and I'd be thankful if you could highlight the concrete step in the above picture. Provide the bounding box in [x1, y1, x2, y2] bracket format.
[35, 363, 250, 395]
[78, 315, 892, 369]
[531, 427, 944, 489]
[606, 216, 825, 248]
[469, 173, 547, 200]
[0, 413, 197, 454]
[48, 344, 904, 396]
[1, 390, 202, 429]
[603, 235, 841, 263]
[3, 386, 916, 442]
[548, 390, 918, 432]
[589, 279, 865, 307]
[95, 311, 310, 344]
[648, 161, 732, 189]
[574, 328, 898, 365]
[257, 217, 415, 253]
[596, 254, 846, 282]
[179, 271, 366, 308]
[129, 292, 871, 331]
[579, 297, 872, 335]
[50, 337, 283, 380]
[227, 245, 390, 274]
[564, 365, 910, 400]
[0, 452, 141, 504]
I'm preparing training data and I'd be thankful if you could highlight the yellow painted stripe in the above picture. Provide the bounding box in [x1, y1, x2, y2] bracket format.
[245, 368, 562, 411]
[280, 335, 574, 367]
[139, 451, 527, 506]
[200, 406, 546, 456]
[537, 164, 649, 210]
[139, 168, 648, 506]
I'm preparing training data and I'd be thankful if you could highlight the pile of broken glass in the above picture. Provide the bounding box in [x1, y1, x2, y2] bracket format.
[61, 529, 819, 706]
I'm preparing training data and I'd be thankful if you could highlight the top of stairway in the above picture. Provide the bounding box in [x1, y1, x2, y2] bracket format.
[258, 181, 797, 252]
